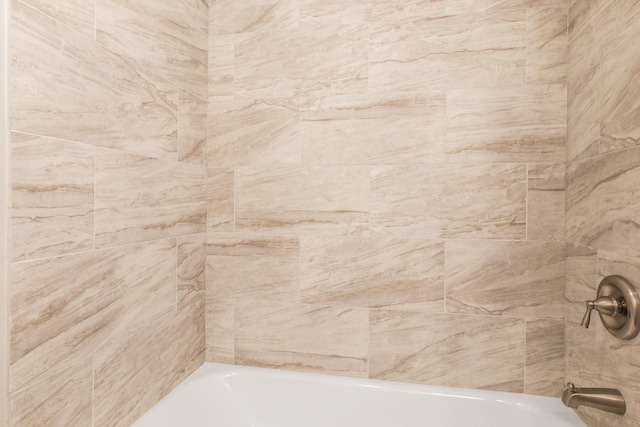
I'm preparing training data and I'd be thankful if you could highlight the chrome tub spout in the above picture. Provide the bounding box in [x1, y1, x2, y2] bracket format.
[562, 382, 626, 415]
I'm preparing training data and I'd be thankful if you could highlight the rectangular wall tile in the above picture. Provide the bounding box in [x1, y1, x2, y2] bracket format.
[96, 0, 208, 97]
[445, 240, 565, 318]
[566, 147, 640, 258]
[236, 166, 369, 235]
[11, 1, 177, 160]
[10, 239, 177, 392]
[177, 234, 206, 311]
[208, 35, 234, 101]
[20, 0, 95, 38]
[207, 235, 299, 302]
[178, 91, 207, 165]
[301, 94, 446, 165]
[235, 25, 368, 97]
[300, 236, 444, 311]
[209, 0, 299, 34]
[206, 299, 234, 363]
[446, 85, 566, 163]
[527, 163, 566, 242]
[369, 11, 526, 92]
[207, 168, 234, 232]
[369, 310, 525, 392]
[235, 301, 368, 377]
[371, 164, 526, 239]
[526, 6, 568, 85]
[94, 305, 204, 427]
[446, 0, 565, 14]
[95, 150, 206, 248]
[9, 361, 92, 427]
[525, 319, 564, 397]
[208, 97, 301, 167]
[10, 132, 94, 262]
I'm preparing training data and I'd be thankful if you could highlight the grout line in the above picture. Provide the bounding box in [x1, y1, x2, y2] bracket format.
[523, 319, 527, 392]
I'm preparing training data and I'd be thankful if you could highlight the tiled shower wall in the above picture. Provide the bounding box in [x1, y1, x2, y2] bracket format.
[206, 0, 569, 395]
[5, 0, 208, 425]
[1, 0, 8, 424]
[565, 0, 640, 426]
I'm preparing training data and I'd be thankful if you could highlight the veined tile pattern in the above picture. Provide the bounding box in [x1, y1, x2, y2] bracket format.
[446, 0, 566, 14]
[178, 91, 207, 165]
[566, 147, 640, 258]
[20, 0, 95, 37]
[370, 164, 526, 238]
[206, 299, 234, 363]
[208, 35, 234, 101]
[94, 150, 206, 248]
[96, 0, 208, 97]
[527, 164, 566, 242]
[235, 24, 368, 97]
[10, 1, 178, 160]
[445, 240, 566, 318]
[207, 235, 299, 302]
[177, 234, 207, 311]
[235, 166, 369, 234]
[9, 360, 92, 427]
[524, 319, 564, 397]
[235, 301, 369, 377]
[207, 168, 234, 232]
[9, 239, 177, 392]
[301, 94, 446, 165]
[369, 10, 526, 92]
[526, 6, 568, 85]
[209, 97, 301, 167]
[369, 310, 525, 392]
[300, 236, 444, 311]
[10, 132, 94, 262]
[446, 85, 566, 163]
[209, 0, 299, 34]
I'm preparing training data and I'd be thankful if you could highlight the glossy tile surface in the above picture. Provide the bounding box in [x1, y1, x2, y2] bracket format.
[178, 234, 207, 311]
[446, 85, 566, 163]
[21, 0, 95, 37]
[370, 164, 526, 238]
[207, 168, 234, 232]
[209, 0, 298, 34]
[445, 240, 565, 318]
[235, 166, 369, 234]
[525, 319, 564, 397]
[300, 237, 444, 311]
[10, 132, 94, 262]
[369, 310, 525, 392]
[526, 6, 568, 85]
[95, 150, 206, 248]
[205, 299, 234, 363]
[178, 91, 207, 165]
[235, 301, 368, 377]
[301, 94, 446, 165]
[527, 164, 566, 242]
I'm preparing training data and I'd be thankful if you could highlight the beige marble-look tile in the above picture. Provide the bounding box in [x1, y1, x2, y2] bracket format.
[206, 298, 234, 363]
[369, 10, 526, 92]
[235, 25, 368, 98]
[446, 85, 566, 163]
[0, 319, 6, 427]
[371, 164, 526, 239]
[209, 0, 298, 34]
[208, 35, 234, 101]
[445, 240, 565, 318]
[9, 360, 92, 427]
[369, 310, 525, 392]
[567, 21, 601, 162]
[178, 91, 207, 165]
[178, 234, 206, 311]
[301, 94, 446, 165]
[96, 0, 207, 97]
[207, 235, 299, 302]
[235, 301, 369, 376]
[236, 166, 369, 235]
[300, 0, 446, 24]
[10, 132, 94, 262]
[527, 163, 566, 242]
[566, 147, 640, 258]
[94, 304, 204, 427]
[20, 0, 95, 37]
[525, 319, 564, 397]
[209, 97, 301, 167]
[599, 4, 640, 155]
[446, 0, 565, 14]
[527, 6, 568, 85]
[10, 239, 177, 392]
[95, 150, 206, 248]
[207, 168, 234, 232]
[300, 237, 444, 311]
[10, 1, 177, 160]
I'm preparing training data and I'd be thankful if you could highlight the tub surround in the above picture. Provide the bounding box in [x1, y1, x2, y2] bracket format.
[205, 0, 568, 398]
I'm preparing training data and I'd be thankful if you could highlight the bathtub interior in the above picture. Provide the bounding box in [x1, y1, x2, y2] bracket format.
[133, 363, 585, 427]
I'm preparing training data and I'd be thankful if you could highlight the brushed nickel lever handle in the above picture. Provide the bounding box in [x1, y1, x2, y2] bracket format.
[581, 296, 623, 328]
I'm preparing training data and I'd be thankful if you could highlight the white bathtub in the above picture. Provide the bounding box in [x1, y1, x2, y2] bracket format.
[133, 363, 585, 427]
